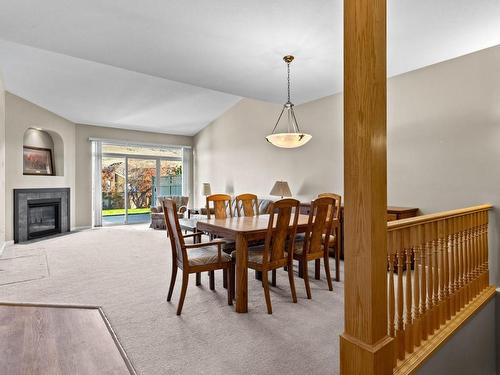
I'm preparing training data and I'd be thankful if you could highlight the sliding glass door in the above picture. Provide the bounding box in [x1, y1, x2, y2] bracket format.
[126, 158, 156, 224]
[96, 142, 187, 226]
[101, 156, 126, 225]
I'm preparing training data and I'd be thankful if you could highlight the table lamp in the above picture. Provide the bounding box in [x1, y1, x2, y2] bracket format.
[202, 183, 212, 197]
[270, 181, 292, 199]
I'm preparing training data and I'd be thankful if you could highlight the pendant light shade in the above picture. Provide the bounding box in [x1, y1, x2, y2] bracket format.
[266, 55, 311, 149]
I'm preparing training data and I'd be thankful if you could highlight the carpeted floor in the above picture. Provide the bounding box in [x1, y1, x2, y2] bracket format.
[0, 225, 344, 375]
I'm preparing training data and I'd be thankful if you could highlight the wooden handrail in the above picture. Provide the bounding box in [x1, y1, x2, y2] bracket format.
[387, 204, 495, 374]
[388, 204, 492, 231]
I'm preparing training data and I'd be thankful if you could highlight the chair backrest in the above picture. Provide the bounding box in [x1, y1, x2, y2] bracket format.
[206, 194, 232, 219]
[262, 198, 300, 265]
[157, 196, 189, 211]
[162, 199, 187, 267]
[235, 193, 259, 217]
[301, 196, 336, 256]
[317, 192, 342, 222]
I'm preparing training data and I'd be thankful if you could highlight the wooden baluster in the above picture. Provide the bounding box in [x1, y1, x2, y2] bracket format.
[411, 226, 421, 348]
[432, 222, 439, 331]
[472, 212, 481, 296]
[424, 223, 434, 336]
[448, 217, 456, 317]
[437, 220, 447, 325]
[387, 232, 395, 335]
[420, 225, 428, 341]
[455, 217, 463, 310]
[464, 215, 472, 304]
[396, 231, 405, 360]
[387, 232, 397, 367]
[403, 228, 413, 354]
[483, 211, 490, 288]
[459, 216, 466, 309]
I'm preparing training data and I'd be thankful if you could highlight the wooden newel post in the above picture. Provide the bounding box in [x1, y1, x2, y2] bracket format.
[340, 0, 394, 374]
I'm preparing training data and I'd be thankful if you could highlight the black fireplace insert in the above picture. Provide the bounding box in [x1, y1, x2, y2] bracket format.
[27, 198, 61, 240]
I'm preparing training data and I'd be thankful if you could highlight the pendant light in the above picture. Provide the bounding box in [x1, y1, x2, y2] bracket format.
[265, 55, 312, 148]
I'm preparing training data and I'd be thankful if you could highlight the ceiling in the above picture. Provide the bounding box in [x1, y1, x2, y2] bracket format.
[0, 0, 499, 135]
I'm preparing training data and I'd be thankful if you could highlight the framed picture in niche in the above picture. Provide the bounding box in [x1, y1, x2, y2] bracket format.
[23, 146, 54, 176]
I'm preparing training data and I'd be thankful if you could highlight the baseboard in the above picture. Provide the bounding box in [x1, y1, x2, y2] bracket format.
[72, 226, 92, 231]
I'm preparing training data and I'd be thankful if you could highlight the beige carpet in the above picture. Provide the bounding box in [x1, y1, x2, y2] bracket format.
[0, 225, 344, 375]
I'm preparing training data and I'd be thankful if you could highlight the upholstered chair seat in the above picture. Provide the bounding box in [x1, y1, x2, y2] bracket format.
[188, 247, 232, 266]
[295, 233, 336, 248]
[230, 246, 287, 265]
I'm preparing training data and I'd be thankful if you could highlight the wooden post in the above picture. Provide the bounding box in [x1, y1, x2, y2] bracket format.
[340, 0, 394, 374]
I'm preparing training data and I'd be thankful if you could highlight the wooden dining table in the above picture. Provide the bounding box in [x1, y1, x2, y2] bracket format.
[196, 214, 310, 313]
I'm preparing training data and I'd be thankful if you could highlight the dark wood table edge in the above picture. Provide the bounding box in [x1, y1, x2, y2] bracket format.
[0, 301, 138, 375]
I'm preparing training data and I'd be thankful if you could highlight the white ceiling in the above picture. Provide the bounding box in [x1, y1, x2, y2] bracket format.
[0, 0, 500, 135]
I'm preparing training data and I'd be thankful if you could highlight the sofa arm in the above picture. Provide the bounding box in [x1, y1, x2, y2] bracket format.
[178, 205, 188, 214]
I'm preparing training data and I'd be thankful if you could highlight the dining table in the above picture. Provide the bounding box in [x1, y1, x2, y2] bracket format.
[196, 214, 311, 313]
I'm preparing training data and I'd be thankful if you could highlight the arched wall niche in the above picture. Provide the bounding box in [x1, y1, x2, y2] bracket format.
[22, 128, 64, 176]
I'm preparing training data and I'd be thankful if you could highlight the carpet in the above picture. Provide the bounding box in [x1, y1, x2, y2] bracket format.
[0, 225, 344, 375]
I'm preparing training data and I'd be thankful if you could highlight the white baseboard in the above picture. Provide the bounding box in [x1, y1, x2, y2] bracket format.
[72, 226, 92, 231]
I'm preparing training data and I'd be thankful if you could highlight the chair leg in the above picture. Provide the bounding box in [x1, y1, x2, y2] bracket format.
[255, 270, 262, 281]
[167, 262, 178, 302]
[271, 269, 276, 287]
[298, 260, 304, 278]
[176, 271, 189, 315]
[303, 260, 312, 299]
[209, 270, 215, 290]
[324, 252, 333, 291]
[225, 268, 233, 306]
[223, 269, 228, 289]
[335, 246, 340, 282]
[196, 272, 201, 286]
[229, 263, 235, 301]
[315, 259, 321, 280]
[262, 270, 272, 314]
[288, 262, 297, 303]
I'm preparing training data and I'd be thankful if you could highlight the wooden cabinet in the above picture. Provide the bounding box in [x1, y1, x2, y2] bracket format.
[299, 203, 419, 258]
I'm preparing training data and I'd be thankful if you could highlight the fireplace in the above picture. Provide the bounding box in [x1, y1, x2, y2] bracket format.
[27, 199, 61, 239]
[14, 188, 70, 243]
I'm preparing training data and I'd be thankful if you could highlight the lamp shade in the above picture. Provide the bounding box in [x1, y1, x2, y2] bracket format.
[270, 181, 292, 198]
[202, 183, 212, 196]
[266, 132, 312, 149]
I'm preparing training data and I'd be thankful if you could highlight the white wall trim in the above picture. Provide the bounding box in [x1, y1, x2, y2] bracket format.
[88, 137, 191, 149]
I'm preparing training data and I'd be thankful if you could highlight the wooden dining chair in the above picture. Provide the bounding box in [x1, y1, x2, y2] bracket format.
[317, 192, 341, 281]
[235, 193, 259, 217]
[205, 193, 234, 288]
[162, 199, 233, 315]
[231, 198, 300, 314]
[206, 194, 233, 219]
[293, 196, 337, 299]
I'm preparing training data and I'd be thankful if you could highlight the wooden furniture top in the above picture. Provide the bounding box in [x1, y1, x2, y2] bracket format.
[197, 213, 310, 234]
[386, 206, 419, 215]
[0, 302, 136, 375]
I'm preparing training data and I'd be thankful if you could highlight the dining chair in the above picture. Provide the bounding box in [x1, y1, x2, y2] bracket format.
[317, 192, 342, 281]
[235, 193, 259, 217]
[231, 198, 300, 314]
[205, 193, 234, 288]
[162, 198, 233, 315]
[235, 193, 265, 282]
[206, 193, 233, 219]
[293, 196, 337, 299]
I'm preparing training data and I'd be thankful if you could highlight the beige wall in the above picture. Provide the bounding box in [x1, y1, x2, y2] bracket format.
[5, 93, 76, 241]
[194, 45, 500, 283]
[74, 124, 192, 228]
[193, 96, 343, 207]
[0, 72, 5, 249]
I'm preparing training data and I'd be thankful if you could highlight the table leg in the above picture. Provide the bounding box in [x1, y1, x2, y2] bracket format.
[235, 233, 248, 313]
[193, 228, 202, 286]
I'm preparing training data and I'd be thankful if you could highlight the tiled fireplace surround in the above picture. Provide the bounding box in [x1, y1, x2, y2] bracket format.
[14, 188, 70, 243]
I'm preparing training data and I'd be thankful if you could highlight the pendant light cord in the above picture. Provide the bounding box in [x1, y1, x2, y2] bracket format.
[287, 62, 291, 104]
